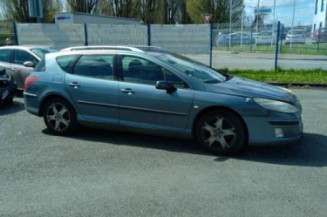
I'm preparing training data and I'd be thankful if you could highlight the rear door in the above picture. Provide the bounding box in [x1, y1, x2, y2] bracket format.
[64, 54, 120, 125]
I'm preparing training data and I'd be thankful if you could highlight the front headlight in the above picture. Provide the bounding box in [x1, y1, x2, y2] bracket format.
[254, 98, 298, 113]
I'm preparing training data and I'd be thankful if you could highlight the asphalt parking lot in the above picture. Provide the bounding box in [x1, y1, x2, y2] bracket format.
[0, 88, 326, 217]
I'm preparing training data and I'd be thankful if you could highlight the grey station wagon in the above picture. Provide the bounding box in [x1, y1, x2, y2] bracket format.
[24, 46, 303, 155]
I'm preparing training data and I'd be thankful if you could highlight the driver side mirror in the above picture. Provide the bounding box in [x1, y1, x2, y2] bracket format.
[156, 81, 177, 94]
[23, 61, 35, 68]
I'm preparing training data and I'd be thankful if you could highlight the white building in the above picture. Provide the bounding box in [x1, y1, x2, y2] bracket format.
[55, 12, 141, 25]
[312, 0, 327, 33]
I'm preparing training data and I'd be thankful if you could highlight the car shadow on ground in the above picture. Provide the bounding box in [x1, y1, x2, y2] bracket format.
[0, 100, 24, 115]
[234, 133, 327, 167]
[42, 127, 211, 156]
[43, 127, 327, 167]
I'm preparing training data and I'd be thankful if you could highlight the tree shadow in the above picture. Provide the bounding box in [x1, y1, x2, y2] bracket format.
[234, 133, 327, 167]
[0, 100, 24, 115]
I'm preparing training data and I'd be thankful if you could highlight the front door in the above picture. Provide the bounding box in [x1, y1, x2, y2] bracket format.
[117, 55, 194, 134]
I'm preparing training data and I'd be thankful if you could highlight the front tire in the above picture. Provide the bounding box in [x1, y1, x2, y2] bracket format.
[43, 98, 77, 135]
[195, 110, 246, 155]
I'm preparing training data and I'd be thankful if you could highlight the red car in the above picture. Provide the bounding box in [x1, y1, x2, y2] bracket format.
[312, 28, 327, 43]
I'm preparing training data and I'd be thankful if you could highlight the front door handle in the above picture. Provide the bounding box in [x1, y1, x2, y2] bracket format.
[68, 82, 80, 88]
[121, 88, 135, 95]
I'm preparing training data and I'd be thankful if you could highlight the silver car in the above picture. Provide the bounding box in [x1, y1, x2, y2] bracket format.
[0, 45, 57, 90]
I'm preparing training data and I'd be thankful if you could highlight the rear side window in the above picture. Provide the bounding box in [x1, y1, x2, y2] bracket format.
[0, 49, 11, 63]
[73, 55, 114, 80]
[56, 55, 78, 73]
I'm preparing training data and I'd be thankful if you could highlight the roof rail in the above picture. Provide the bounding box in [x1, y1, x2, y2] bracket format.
[60, 46, 145, 52]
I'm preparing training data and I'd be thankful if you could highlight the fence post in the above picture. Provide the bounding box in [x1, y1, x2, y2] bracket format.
[274, 21, 280, 71]
[209, 23, 213, 67]
[84, 23, 88, 46]
[250, 26, 253, 52]
[317, 28, 321, 51]
[147, 24, 151, 46]
[13, 22, 19, 45]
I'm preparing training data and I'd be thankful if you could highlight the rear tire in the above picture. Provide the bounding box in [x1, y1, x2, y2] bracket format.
[195, 110, 246, 155]
[43, 98, 77, 135]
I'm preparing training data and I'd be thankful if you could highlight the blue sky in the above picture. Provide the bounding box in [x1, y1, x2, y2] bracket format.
[244, 0, 315, 27]
[1, 0, 315, 27]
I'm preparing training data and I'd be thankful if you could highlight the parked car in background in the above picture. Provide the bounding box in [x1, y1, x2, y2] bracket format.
[217, 32, 254, 46]
[24, 46, 302, 155]
[285, 30, 306, 45]
[312, 28, 327, 43]
[0, 45, 57, 90]
[0, 68, 16, 105]
[254, 31, 276, 45]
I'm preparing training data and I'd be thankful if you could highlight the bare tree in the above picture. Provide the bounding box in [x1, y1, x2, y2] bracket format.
[104, 0, 137, 18]
[67, 0, 99, 13]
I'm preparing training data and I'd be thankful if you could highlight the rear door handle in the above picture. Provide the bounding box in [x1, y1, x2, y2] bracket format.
[68, 82, 80, 88]
[121, 88, 135, 95]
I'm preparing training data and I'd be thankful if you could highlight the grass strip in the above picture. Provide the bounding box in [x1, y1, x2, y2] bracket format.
[217, 68, 327, 84]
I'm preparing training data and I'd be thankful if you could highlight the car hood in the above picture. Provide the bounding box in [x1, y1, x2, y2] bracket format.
[205, 76, 296, 103]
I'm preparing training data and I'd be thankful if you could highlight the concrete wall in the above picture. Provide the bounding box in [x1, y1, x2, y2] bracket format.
[16, 23, 85, 49]
[87, 24, 147, 45]
[151, 24, 210, 54]
[16, 23, 210, 54]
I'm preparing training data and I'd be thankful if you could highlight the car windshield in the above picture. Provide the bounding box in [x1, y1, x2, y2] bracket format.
[152, 52, 227, 83]
[31, 48, 57, 59]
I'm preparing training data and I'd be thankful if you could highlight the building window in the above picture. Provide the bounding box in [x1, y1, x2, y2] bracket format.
[322, 0, 325, 12]
[315, 0, 318, 14]
[314, 24, 316, 32]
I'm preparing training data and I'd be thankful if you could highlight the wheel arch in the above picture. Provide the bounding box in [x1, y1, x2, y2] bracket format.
[38, 94, 76, 116]
[192, 106, 249, 144]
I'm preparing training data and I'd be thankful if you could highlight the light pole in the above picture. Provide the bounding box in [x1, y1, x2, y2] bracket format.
[229, 0, 233, 48]
[290, 0, 296, 48]
[241, 5, 244, 46]
[271, 0, 276, 46]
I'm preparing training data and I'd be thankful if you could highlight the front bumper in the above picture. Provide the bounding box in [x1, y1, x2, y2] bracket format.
[244, 111, 303, 146]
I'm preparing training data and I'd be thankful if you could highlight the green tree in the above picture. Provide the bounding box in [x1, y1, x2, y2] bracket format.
[1, 0, 62, 23]
[186, 0, 243, 24]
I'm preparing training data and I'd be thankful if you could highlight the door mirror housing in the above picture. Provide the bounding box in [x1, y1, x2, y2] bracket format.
[156, 81, 177, 94]
[23, 61, 35, 68]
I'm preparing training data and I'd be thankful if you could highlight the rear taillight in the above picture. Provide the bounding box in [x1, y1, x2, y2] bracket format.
[24, 76, 39, 90]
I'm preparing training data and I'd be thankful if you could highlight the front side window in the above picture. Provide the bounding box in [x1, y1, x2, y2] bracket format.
[13, 50, 38, 65]
[120, 55, 187, 88]
[73, 55, 114, 80]
[153, 52, 227, 84]
[0, 49, 11, 63]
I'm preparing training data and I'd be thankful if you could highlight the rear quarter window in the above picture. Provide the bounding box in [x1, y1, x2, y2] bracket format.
[56, 55, 78, 73]
[34, 58, 46, 72]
